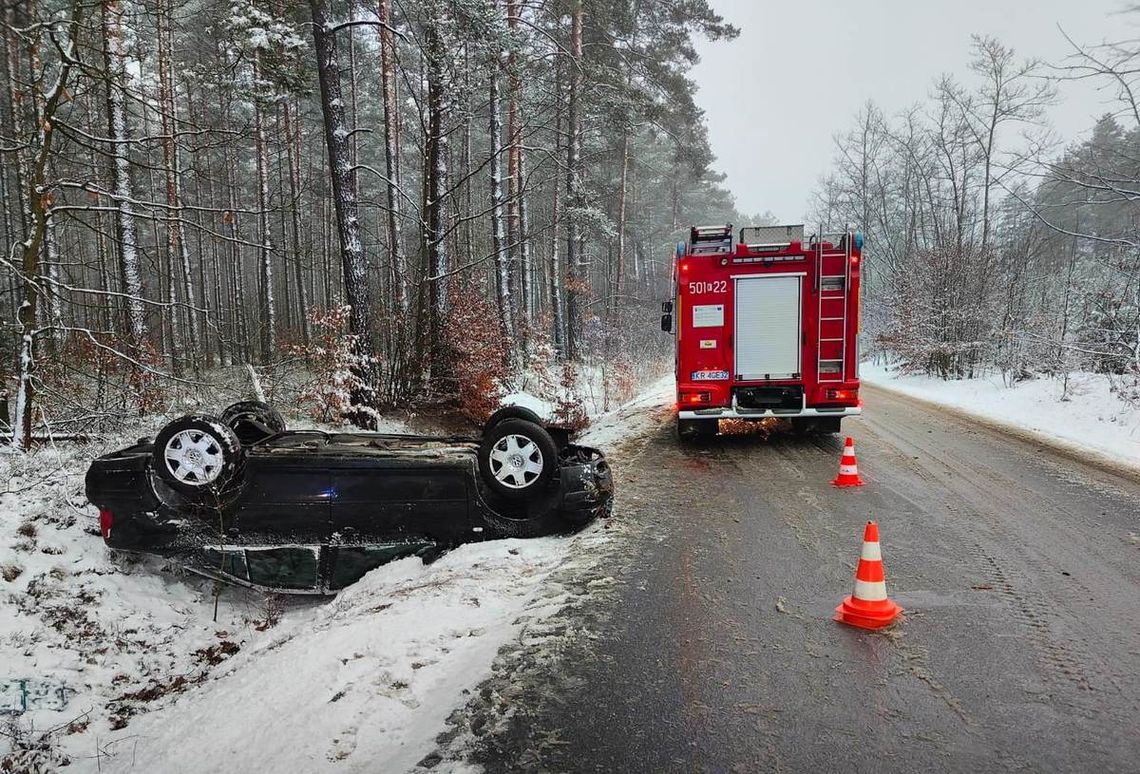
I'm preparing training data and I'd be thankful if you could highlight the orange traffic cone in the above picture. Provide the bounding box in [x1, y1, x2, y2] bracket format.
[832, 436, 864, 487]
[835, 520, 901, 630]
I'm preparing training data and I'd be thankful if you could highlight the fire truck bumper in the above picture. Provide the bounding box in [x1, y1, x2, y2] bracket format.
[677, 405, 863, 420]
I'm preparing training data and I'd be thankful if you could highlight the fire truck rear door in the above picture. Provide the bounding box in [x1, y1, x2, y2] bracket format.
[734, 275, 802, 380]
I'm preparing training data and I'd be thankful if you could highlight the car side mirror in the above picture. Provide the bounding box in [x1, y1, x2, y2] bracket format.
[661, 301, 673, 314]
[660, 313, 673, 333]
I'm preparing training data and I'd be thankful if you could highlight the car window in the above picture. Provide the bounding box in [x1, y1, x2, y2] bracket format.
[202, 548, 248, 581]
[245, 547, 319, 590]
[330, 543, 434, 590]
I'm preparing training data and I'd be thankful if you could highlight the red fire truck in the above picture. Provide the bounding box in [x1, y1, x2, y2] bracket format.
[661, 224, 863, 439]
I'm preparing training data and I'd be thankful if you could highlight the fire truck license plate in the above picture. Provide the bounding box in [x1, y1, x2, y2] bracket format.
[691, 370, 729, 381]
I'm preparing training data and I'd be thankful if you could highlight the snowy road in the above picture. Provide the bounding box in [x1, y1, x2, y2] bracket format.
[437, 384, 1140, 772]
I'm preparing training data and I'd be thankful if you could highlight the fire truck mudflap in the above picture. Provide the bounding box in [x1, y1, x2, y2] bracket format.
[664, 224, 864, 438]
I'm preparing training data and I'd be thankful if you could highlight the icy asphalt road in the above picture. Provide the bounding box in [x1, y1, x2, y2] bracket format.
[436, 384, 1140, 773]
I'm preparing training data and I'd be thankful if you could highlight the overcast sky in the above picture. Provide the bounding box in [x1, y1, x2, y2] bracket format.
[691, 0, 1132, 223]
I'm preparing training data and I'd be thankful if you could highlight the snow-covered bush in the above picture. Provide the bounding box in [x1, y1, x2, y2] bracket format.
[1, 718, 70, 773]
[289, 306, 379, 426]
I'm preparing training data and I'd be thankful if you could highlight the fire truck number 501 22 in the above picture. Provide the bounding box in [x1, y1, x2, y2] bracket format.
[688, 280, 726, 295]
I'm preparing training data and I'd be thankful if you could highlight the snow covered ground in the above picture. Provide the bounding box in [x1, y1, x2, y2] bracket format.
[0, 379, 672, 772]
[861, 361, 1140, 468]
[576, 374, 674, 449]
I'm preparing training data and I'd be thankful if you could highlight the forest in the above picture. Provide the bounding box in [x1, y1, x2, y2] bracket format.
[817, 30, 1140, 404]
[3, 0, 1139, 450]
[0, 0, 742, 447]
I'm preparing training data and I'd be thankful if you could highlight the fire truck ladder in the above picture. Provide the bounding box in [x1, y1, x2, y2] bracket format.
[815, 232, 851, 383]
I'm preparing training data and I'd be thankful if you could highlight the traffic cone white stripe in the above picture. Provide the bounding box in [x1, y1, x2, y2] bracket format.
[832, 436, 865, 487]
[836, 520, 901, 629]
[860, 541, 882, 562]
[853, 578, 888, 601]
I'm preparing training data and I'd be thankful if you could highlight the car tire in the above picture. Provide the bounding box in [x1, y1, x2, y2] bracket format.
[221, 400, 286, 444]
[152, 415, 245, 502]
[819, 417, 842, 435]
[484, 404, 545, 432]
[792, 417, 842, 435]
[478, 419, 558, 501]
[678, 418, 717, 441]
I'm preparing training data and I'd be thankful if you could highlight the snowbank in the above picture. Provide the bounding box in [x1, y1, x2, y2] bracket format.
[861, 362, 1140, 466]
[578, 374, 674, 451]
[0, 436, 268, 770]
[2, 379, 675, 771]
[92, 539, 575, 773]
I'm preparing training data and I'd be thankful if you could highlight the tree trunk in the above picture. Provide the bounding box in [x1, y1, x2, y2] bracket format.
[42, 211, 64, 351]
[564, 1, 583, 361]
[283, 98, 311, 343]
[253, 58, 276, 362]
[158, 0, 200, 370]
[423, 8, 450, 383]
[310, 0, 377, 407]
[378, 0, 408, 316]
[550, 58, 566, 358]
[507, 0, 530, 336]
[488, 41, 516, 355]
[103, 0, 146, 350]
[612, 126, 629, 327]
[13, 3, 78, 449]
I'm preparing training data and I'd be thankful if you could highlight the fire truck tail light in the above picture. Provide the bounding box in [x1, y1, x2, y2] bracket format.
[826, 389, 857, 402]
[683, 391, 711, 405]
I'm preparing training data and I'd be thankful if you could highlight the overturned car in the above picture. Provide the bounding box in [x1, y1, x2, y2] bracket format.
[85, 402, 612, 594]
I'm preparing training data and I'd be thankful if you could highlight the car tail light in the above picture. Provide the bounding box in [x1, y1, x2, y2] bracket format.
[683, 391, 711, 405]
[826, 389, 857, 402]
[99, 509, 113, 540]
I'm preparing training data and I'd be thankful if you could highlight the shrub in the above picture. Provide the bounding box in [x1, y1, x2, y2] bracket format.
[289, 306, 379, 426]
[445, 287, 510, 424]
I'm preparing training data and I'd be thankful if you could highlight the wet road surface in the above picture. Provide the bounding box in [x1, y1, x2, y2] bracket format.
[444, 384, 1140, 772]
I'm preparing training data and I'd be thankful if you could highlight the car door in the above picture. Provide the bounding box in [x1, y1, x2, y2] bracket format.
[329, 457, 472, 541]
[230, 447, 333, 543]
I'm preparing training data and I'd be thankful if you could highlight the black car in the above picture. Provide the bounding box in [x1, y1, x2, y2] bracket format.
[85, 401, 612, 594]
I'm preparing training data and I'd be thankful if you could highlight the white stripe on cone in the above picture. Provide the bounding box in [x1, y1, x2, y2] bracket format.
[854, 578, 888, 601]
[839, 464, 859, 475]
[860, 542, 882, 561]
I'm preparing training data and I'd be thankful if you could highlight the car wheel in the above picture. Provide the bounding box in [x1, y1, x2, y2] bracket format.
[153, 415, 244, 501]
[221, 400, 286, 444]
[479, 419, 558, 501]
[678, 418, 717, 441]
[484, 404, 545, 433]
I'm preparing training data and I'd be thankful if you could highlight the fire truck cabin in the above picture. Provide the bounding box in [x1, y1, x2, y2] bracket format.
[663, 224, 864, 439]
